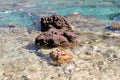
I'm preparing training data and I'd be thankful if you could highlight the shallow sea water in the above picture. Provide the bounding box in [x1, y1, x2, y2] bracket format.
[0, 1, 120, 80]
[0, 0, 120, 28]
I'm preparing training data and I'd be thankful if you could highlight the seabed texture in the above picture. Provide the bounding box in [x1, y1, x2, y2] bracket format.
[0, 14, 120, 80]
[0, 0, 120, 80]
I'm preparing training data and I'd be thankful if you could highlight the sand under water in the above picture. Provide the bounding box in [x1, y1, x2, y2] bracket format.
[0, 0, 120, 80]
[0, 14, 120, 80]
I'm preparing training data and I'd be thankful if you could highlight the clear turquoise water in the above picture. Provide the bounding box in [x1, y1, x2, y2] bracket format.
[0, 0, 120, 28]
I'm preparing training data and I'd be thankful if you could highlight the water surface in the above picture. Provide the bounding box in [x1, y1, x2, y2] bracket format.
[0, 0, 120, 28]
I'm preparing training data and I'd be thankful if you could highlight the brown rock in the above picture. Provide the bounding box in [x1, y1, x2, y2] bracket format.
[35, 29, 69, 48]
[8, 23, 18, 28]
[35, 14, 77, 48]
[110, 22, 120, 30]
[41, 14, 73, 31]
[63, 31, 77, 42]
[49, 48, 72, 64]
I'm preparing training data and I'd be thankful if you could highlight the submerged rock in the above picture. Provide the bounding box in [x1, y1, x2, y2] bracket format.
[109, 13, 120, 21]
[110, 22, 120, 30]
[8, 23, 18, 28]
[66, 12, 80, 17]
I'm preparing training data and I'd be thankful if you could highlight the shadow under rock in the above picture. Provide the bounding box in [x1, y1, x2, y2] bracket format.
[25, 43, 51, 64]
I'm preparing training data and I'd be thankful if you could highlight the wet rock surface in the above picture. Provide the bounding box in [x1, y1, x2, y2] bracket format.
[35, 14, 77, 48]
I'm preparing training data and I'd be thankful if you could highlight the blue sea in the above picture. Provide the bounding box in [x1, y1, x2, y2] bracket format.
[0, 0, 120, 28]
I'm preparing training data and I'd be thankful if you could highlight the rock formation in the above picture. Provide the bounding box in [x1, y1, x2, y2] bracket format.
[35, 14, 77, 48]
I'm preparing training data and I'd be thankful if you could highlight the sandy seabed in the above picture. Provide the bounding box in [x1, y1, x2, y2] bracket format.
[0, 14, 120, 80]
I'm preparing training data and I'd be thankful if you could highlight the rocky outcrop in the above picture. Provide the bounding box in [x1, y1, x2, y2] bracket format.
[35, 14, 77, 48]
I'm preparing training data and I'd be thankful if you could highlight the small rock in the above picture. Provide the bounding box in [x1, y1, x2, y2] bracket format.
[110, 22, 120, 30]
[67, 12, 80, 16]
[49, 48, 72, 64]
[8, 23, 18, 28]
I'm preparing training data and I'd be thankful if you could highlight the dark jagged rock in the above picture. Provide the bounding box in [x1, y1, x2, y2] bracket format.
[35, 14, 77, 48]
[35, 29, 69, 47]
[41, 14, 73, 31]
